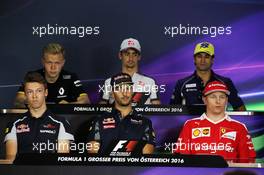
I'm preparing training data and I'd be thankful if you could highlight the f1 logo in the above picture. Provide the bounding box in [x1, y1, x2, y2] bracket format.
[112, 140, 138, 152]
[113, 140, 127, 151]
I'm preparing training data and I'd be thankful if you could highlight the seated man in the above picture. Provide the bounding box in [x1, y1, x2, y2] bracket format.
[100, 38, 160, 105]
[170, 42, 245, 111]
[88, 73, 156, 154]
[174, 81, 256, 161]
[14, 43, 90, 108]
[5, 72, 74, 163]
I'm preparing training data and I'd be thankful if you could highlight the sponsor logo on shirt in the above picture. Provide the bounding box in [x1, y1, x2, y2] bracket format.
[246, 134, 251, 139]
[202, 128, 210, 135]
[16, 124, 30, 133]
[40, 129, 56, 134]
[186, 88, 197, 92]
[103, 125, 116, 129]
[63, 75, 71, 79]
[103, 117, 116, 129]
[221, 131, 237, 141]
[138, 81, 145, 87]
[185, 83, 196, 88]
[192, 127, 210, 139]
[74, 80, 82, 87]
[43, 124, 56, 129]
[103, 117, 115, 124]
[130, 119, 142, 125]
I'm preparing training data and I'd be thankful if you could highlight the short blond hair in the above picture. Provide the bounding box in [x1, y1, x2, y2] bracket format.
[42, 43, 65, 58]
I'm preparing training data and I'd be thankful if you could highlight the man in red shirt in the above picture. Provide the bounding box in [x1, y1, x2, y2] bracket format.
[174, 81, 256, 161]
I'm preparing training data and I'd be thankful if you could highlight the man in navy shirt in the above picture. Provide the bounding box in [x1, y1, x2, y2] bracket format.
[88, 73, 156, 154]
[4, 72, 74, 163]
[170, 42, 246, 111]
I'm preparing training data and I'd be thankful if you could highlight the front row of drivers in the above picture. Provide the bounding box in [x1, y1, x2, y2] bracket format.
[4, 72, 255, 164]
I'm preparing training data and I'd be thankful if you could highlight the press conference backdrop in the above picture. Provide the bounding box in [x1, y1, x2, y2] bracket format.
[0, 0, 264, 110]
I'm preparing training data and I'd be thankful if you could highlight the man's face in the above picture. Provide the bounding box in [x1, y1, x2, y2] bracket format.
[25, 82, 48, 110]
[194, 52, 213, 71]
[203, 91, 228, 116]
[119, 48, 141, 69]
[112, 84, 133, 106]
[42, 53, 65, 79]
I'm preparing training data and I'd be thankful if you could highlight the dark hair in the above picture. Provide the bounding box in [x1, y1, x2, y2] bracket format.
[23, 71, 47, 89]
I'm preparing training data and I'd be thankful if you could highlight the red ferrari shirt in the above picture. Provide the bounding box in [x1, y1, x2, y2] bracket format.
[174, 113, 256, 160]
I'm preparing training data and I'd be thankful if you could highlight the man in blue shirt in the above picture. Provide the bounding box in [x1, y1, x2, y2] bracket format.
[170, 42, 246, 111]
[88, 73, 156, 154]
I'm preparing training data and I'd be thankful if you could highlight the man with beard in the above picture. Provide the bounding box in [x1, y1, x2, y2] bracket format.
[100, 38, 160, 105]
[4, 72, 74, 163]
[88, 73, 156, 154]
[170, 42, 246, 111]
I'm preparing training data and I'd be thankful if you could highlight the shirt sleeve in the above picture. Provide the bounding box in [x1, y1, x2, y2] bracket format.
[101, 78, 111, 102]
[143, 119, 156, 146]
[149, 79, 159, 101]
[87, 117, 101, 142]
[237, 124, 256, 159]
[174, 121, 191, 154]
[70, 73, 87, 100]
[58, 118, 74, 141]
[226, 78, 245, 110]
[4, 122, 17, 142]
[170, 80, 183, 105]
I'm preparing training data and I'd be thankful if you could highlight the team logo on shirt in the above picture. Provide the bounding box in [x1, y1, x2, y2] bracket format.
[192, 127, 210, 139]
[220, 127, 236, 140]
[103, 117, 116, 129]
[221, 128, 226, 134]
[59, 87, 65, 95]
[221, 131, 237, 141]
[16, 124, 30, 133]
[43, 124, 56, 129]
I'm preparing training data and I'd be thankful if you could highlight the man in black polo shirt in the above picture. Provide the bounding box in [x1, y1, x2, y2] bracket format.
[4, 72, 74, 163]
[88, 73, 156, 154]
[14, 43, 90, 108]
[170, 42, 246, 111]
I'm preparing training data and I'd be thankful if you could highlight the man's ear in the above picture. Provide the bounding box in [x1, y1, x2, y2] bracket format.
[62, 58, 66, 66]
[202, 96, 207, 105]
[110, 91, 115, 100]
[45, 89, 48, 97]
[137, 55, 141, 61]
[211, 57, 214, 65]
[118, 52, 122, 60]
